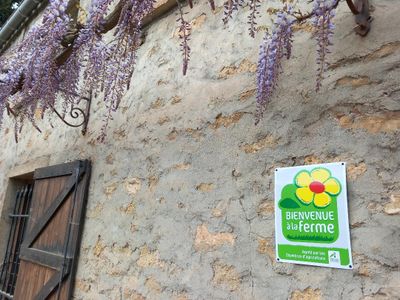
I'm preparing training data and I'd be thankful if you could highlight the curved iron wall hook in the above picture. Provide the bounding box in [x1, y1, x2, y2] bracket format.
[346, 0, 372, 36]
[50, 92, 92, 135]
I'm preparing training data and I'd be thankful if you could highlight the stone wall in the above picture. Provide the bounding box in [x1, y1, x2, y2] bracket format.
[0, 0, 399, 299]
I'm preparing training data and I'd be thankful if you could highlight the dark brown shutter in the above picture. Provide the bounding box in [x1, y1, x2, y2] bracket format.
[14, 160, 91, 300]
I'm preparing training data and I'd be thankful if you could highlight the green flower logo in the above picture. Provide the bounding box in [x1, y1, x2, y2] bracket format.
[294, 167, 341, 208]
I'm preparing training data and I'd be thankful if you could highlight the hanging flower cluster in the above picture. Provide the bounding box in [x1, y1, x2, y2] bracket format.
[177, 1, 192, 76]
[0, 0, 71, 141]
[0, 0, 341, 142]
[256, 8, 294, 123]
[223, 0, 244, 24]
[61, 0, 114, 104]
[1, 0, 155, 141]
[255, 0, 338, 122]
[313, 0, 336, 91]
[248, 0, 261, 38]
[98, 0, 156, 141]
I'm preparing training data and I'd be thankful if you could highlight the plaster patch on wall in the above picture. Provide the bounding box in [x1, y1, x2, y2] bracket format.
[125, 178, 142, 196]
[383, 194, 400, 215]
[290, 288, 322, 300]
[212, 261, 241, 291]
[194, 224, 235, 251]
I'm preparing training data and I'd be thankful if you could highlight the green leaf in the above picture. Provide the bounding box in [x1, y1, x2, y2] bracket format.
[279, 198, 300, 209]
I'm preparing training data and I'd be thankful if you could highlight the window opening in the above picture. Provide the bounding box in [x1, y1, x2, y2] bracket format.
[0, 184, 33, 300]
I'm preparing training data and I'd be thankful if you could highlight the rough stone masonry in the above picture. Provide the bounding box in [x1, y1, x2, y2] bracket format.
[0, 0, 399, 299]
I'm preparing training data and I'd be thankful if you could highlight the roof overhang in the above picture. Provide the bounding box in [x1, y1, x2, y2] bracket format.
[0, 0, 48, 54]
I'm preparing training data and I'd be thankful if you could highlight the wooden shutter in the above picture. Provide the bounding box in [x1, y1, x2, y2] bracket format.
[13, 160, 91, 300]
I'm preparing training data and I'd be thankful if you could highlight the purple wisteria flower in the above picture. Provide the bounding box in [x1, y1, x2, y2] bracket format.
[223, 0, 244, 24]
[248, 0, 261, 38]
[256, 8, 294, 123]
[177, 2, 191, 76]
[0, 0, 71, 140]
[60, 0, 114, 105]
[313, 0, 336, 91]
[0, 0, 342, 142]
[98, 0, 156, 142]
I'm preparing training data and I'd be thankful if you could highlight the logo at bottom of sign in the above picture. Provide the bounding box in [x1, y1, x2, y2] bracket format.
[274, 163, 353, 269]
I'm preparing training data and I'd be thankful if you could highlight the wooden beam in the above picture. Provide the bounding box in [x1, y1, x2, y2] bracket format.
[19, 247, 72, 270]
[144, 0, 177, 26]
[54, 0, 177, 66]
[33, 270, 69, 300]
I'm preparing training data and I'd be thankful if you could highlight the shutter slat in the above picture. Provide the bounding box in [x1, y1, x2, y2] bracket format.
[33, 161, 82, 180]
[33, 270, 68, 300]
[19, 247, 71, 270]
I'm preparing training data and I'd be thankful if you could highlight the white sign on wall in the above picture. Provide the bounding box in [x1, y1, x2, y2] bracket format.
[274, 162, 353, 269]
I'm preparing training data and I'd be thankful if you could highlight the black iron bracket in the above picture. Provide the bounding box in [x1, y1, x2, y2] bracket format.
[346, 0, 372, 36]
[50, 92, 92, 136]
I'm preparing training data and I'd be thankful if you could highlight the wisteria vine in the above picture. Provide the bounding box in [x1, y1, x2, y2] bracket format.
[0, 0, 340, 142]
